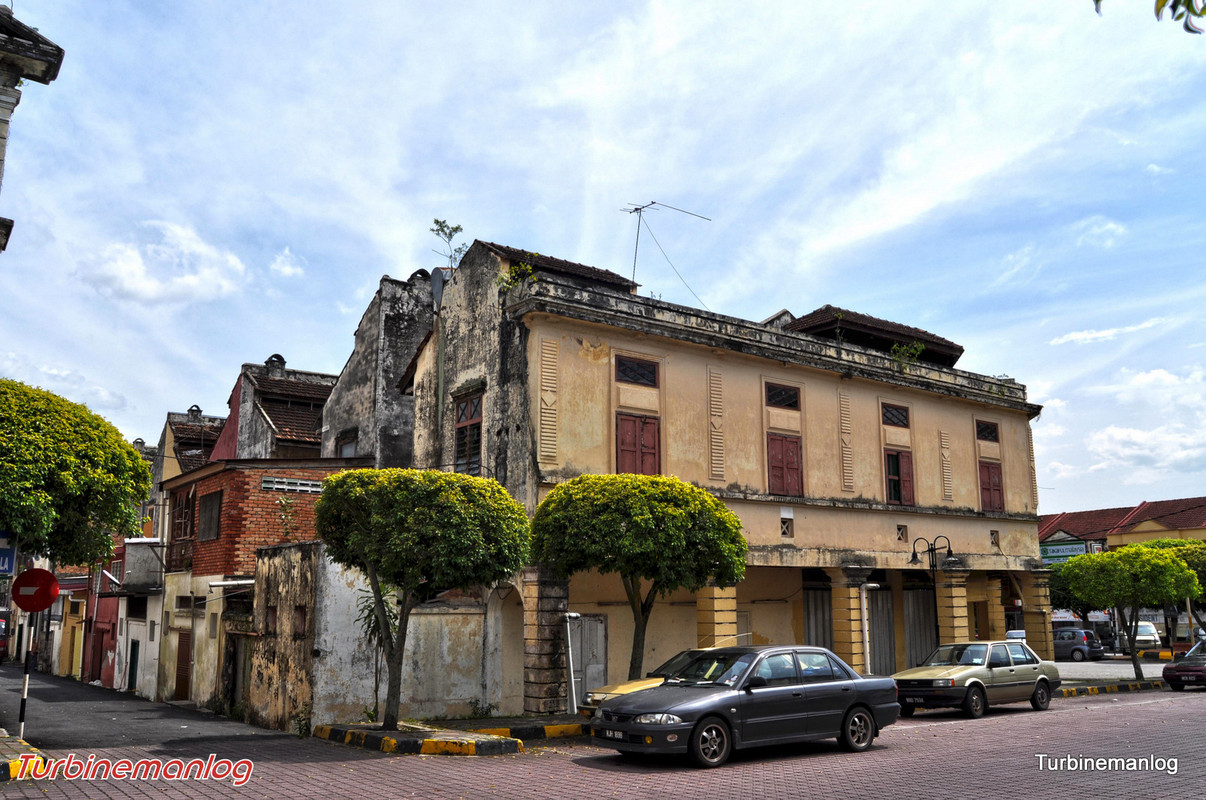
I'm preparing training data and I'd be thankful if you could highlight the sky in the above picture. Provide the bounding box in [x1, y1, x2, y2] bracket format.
[1, 2, 1204, 516]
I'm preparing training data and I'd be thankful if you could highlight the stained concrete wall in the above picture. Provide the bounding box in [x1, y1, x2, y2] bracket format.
[248, 542, 315, 731]
[322, 272, 433, 467]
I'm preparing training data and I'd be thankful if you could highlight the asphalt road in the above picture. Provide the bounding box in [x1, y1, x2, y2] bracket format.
[1, 663, 1200, 798]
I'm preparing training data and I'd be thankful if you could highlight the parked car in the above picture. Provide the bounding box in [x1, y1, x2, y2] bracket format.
[590, 645, 899, 767]
[1118, 621, 1161, 653]
[1163, 640, 1206, 691]
[892, 640, 1061, 719]
[1053, 628, 1105, 662]
[579, 649, 712, 717]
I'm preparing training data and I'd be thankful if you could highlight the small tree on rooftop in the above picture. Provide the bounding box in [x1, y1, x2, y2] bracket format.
[531, 474, 747, 681]
[314, 468, 529, 730]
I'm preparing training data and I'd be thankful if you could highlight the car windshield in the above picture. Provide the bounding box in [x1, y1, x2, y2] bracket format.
[922, 644, 987, 667]
[648, 650, 701, 678]
[1186, 641, 1206, 658]
[1137, 622, 1158, 635]
[664, 652, 757, 686]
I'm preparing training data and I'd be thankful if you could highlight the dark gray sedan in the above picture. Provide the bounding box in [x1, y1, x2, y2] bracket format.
[589, 645, 900, 767]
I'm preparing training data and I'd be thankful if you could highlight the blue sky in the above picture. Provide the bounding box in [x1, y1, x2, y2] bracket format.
[1, 2, 1204, 515]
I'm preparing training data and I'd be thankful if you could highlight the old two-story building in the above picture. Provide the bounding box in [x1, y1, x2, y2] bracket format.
[402, 240, 1049, 714]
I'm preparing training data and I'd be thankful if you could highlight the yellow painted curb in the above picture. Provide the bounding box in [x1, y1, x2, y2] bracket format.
[471, 728, 510, 737]
[543, 724, 583, 739]
[313, 725, 332, 740]
[420, 739, 476, 756]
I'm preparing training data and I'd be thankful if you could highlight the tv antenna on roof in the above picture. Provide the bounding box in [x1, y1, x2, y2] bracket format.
[622, 201, 712, 310]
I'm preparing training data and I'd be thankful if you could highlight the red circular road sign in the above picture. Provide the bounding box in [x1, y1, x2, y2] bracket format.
[11, 568, 59, 613]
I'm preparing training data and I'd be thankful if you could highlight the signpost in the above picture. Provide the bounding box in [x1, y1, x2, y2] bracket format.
[1039, 541, 1087, 565]
[11, 568, 58, 740]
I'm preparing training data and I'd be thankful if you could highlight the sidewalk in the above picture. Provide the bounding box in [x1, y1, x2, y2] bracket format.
[312, 714, 587, 757]
[0, 729, 46, 783]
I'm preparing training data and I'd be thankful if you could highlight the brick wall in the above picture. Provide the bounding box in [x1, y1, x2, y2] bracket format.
[183, 465, 342, 577]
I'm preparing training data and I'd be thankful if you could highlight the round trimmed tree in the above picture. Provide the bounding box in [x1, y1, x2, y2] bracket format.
[532, 474, 747, 680]
[0, 378, 151, 566]
[314, 468, 530, 730]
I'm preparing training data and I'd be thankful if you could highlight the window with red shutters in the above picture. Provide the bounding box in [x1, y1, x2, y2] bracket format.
[980, 461, 1004, 512]
[884, 449, 914, 505]
[455, 394, 483, 475]
[616, 413, 660, 475]
[767, 433, 803, 496]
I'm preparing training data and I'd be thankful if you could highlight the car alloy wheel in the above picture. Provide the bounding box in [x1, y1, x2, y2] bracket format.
[1030, 681, 1050, 711]
[689, 717, 732, 768]
[1071, 649, 1086, 662]
[963, 686, 985, 719]
[839, 707, 875, 752]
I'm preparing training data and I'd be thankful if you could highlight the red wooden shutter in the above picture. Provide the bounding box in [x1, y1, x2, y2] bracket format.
[767, 434, 802, 496]
[639, 416, 660, 475]
[617, 414, 639, 473]
[899, 450, 914, 505]
[980, 461, 1003, 511]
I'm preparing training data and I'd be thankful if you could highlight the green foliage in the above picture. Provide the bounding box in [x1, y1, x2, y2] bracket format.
[1047, 562, 1095, 622]
[532, 474, 747, 593]
[316, 469, 530, 601]
[0, 378, 151, 565]
[532, 474, 746, 679]
[889, 340, 924, 371]
[431, 218, 469, 270]
[1094, 0, 1205, 33]
[496, 256, 537, 293]
[277, 495, 297, 541]
[1061, 547, 1200, 611]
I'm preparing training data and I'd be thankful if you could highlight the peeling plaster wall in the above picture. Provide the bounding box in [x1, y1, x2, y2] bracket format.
[248, 542, 315, 731]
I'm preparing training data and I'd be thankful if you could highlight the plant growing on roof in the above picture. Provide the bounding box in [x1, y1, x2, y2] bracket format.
[314, 468, 529, 731]
[430, 218, 469, 270]
[0, 378, 151, 566]
[531, 474, 747, 681]
[889, 340, 924, 372]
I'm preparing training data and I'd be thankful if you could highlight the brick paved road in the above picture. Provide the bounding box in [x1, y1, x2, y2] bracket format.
[2, 664, 1200, 798]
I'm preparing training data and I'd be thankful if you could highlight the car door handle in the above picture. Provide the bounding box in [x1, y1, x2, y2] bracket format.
[792, 692, 802, 697]
[842, 687, 851, 692]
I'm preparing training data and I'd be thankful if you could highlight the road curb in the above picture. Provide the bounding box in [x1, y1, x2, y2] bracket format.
[465, 722, 586, 741]
[0, 734, 47, 782]
[1059, 680, 1165, 697]
[313, 724, 523, 756]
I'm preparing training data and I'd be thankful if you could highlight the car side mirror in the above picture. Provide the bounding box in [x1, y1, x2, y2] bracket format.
[745, 675, 768, 690]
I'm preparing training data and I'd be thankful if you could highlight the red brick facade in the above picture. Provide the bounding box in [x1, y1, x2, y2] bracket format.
[165, 461, 352, 577]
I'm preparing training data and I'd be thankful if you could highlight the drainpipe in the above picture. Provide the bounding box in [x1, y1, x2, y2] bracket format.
[860, 583, 880, 675]
[563, 612, 581, 715]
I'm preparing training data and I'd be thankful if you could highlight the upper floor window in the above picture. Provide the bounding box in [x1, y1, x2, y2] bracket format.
[616, 413, 660, 475]
[171, 488, 195, 541]
[455, 394, 483, 475]
[882, 404, 909, 428]
[976, 420, 999, 442]
[616, 355, 658, 388]
[884, 449, 914, 505]
[765, 383, 800, 410]
[198, 491, 222, 541]
[335, 427, 358, 458]
[979, 461, 1004, 512]
[767, 434, 803, 496]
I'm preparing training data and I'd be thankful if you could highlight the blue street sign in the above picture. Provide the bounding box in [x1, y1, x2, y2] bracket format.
[0, 547, 14, 576]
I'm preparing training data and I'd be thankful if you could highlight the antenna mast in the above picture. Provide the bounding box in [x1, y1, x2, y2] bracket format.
[622, 201, 711, 283]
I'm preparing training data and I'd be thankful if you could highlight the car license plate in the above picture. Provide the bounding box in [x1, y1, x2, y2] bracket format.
[603, 729, 624, 739]
[1184, 675, 1198, 681]
[905, 697, 923, 703]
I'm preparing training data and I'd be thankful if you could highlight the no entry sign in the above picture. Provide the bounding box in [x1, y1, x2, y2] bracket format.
[11, 568, 59, 613]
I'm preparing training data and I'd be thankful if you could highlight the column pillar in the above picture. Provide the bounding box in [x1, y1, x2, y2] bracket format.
[985, 577, 1009, 641]
[825, 565, 871, 673]
[936, 567, 971, 645]
[1018, 570, 1054, 659]
[521, 566, 569, 714]
[695, 582, 738, 647]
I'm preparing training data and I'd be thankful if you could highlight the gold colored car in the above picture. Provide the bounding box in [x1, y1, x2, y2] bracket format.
[891, 640, 1061, 718]
[578, 649, 712, 717]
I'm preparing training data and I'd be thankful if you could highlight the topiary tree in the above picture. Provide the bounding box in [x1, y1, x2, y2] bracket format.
[531, 474, 747, 680]
[314, 468, 529, 730]
[1047, 561, 1097, 626]
[1131, 538, 1206, 638]
[1061, 546, 1200, 679]
[0, 378, 151, 566]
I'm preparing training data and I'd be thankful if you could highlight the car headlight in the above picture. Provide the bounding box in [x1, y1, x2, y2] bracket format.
[584, 693, 601, 704]
[634, 713, 683, 725]
[932, 679, 955, 687]
[593, 706, 602, 718]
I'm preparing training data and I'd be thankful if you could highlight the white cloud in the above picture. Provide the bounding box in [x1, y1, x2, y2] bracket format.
[1048, 317, 1167, 345]
[1145, 163, 1174, 175]
[79, 221, 247, 304]
[269, 247, 305, 278]
[990, 245, 1040, 289]
[0, 352, 129, 412]
[1071, 216, 1127, 248]
[1088, 365, 1206, 410]
[1087, 423, 1206, 476]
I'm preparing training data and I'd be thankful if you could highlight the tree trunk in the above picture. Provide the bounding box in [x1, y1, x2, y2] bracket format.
[1118, 606, 1144, 681]
[380, 593, 414, 731]
[621, 575, 658, 680]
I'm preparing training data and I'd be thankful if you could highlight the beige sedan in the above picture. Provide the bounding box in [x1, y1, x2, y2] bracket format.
[892, 640, 1061, 718]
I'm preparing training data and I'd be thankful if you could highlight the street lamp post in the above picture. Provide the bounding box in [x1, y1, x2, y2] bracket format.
[909, 535, 957, 649]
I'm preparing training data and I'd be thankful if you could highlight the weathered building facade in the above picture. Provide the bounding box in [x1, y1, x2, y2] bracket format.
[210, 355, 336, 461]
[321, 273, 434, 466]
[408, 240, 1049, 713]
